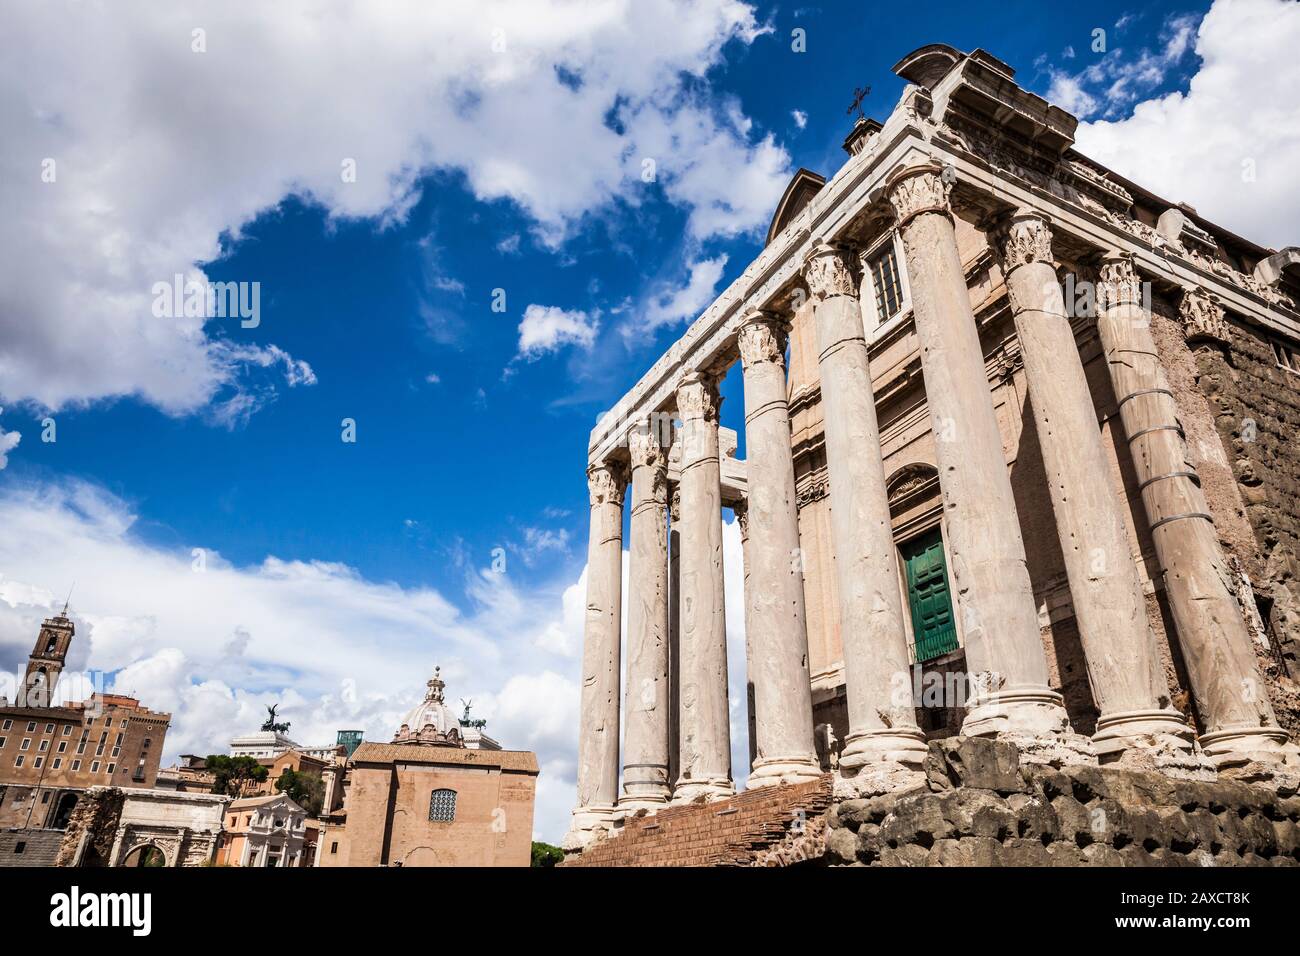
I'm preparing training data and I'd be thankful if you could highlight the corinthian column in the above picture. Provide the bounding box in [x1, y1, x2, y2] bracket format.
[620, 423, 671, 809]
[993, 211, 1198, 769]
[886, 164, 1090, 762]
[563, 459, 626, 848]
[804, 240, 928, 792]
[736, 312, 822, 787]
[673, 371, 735, 801]
[1097, 253, 1298, 771]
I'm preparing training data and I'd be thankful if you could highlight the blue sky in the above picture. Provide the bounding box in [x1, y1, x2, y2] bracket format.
[3, 0, 1295, 842]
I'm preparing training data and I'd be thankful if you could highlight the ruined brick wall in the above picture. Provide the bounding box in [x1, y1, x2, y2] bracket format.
[1150, 297, 1300, 733]
[1187, 310, 1300, 676]
[825, 738, 1300, 867]
[54, 787, 124, 867]
[562, 776, 832, 867]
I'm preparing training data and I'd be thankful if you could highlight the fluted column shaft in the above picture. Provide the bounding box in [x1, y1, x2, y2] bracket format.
[887, 164, 1081, 750]
[564, 461, 625, 846]
[620, 425, 671, 807]
[667, 484, 682, 790]
[1097, 253, 1295, 768]
[804, 241, 928, 786]
[995, 212, 1194, 760]
[737, 313, 822, 787]
[673, 371, 735, 801]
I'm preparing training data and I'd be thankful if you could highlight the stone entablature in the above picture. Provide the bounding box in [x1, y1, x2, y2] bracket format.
[585, 50, 1300, 472]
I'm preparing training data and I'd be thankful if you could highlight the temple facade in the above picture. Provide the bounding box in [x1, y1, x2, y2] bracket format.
[564, 42, 1300, 851]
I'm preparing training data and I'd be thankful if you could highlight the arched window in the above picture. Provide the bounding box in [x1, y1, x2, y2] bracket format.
[428, 789, 457, 822]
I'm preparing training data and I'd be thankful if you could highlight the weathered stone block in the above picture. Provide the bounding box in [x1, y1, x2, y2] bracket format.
[825, 824, 858, 865]
[925, 737, 1027, 793]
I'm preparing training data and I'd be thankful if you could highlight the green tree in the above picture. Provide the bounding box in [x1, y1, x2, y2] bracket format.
[531, 841, 564, 867]
[205, 754, 268, 798]
[275, 768, 324, 817]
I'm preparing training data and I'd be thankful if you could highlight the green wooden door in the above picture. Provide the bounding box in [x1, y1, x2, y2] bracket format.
[901, 528, 959, 663]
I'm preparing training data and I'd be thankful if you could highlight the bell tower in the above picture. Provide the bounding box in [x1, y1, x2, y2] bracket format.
[24, 609, 74, 707]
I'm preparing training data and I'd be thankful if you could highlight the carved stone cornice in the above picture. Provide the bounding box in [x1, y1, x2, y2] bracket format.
[802, 241, 858, 301]
[737, 312, 789, 371]
[795, 466, 830, 510]
[675, 371, 721, 424]
[885, 164, 951, 229]
[1098, 253, 1143, 310]
[1180, 287, 1231, 346]
[994, 210, 1054, 273]
[587, 461, 627, 508]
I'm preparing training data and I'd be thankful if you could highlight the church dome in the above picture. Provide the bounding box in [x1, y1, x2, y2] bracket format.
[393, 667, 462, 746]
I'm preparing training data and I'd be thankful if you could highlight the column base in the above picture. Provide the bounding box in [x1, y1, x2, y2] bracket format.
[671, 776, 735, 804]
[962, 685, 1071, 737]
[746, 755, 824, 790]
[834, 728, 929, 798]
[616, 792, 670, 816]
[560, 804, 616, 852]
[962, 685, 1095, 767]
[1092, 708, 1217, 780]
[1200, 725, 1300, 784]
[839, 727, 929, 772]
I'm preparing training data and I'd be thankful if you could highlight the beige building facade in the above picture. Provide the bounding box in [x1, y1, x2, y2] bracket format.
[318, 668, 538, 867]
[566, 42, 1300, 849]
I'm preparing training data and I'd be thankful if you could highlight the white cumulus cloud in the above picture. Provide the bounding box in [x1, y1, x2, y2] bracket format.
[0, 1, 788, 415]
[1058, 0, 1300, 248]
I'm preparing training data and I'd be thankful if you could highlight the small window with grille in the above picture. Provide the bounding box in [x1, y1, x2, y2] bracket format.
[1274, 340, 1300, 376]
[869, 242, 904, 324]
[428, 788, 457, 822]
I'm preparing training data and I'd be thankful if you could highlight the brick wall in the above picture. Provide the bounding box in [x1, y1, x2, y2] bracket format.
[562, 776, 832, 867]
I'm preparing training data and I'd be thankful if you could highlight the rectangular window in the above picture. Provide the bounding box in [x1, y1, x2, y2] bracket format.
[1, 719, 10, 730]
[15, 755, 24, 768]
[330, 841, 338, 854]
[38, 740, 49, 753]
[26, 722, 35, 732]
[90, 761, 100, 773]
[44, 723, 54, 733]
[0, 737, 6, 748]
[869, 242, 904, 325]
[52, 758, 62, 770]
[62, 725, 72, 736]
[20, 738, 30, 751]
[57, 741, 66, 754]
[33, 757, 44, 769]
[428, 788, 457, 822]
[71, 760, 81, 771]
[107, 763, 116, 775]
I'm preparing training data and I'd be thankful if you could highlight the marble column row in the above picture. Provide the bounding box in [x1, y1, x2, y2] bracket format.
[568, 160, 1297, 846]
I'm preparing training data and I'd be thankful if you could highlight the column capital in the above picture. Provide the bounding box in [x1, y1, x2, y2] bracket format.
[627, 423, 667, 472]
[992, 209, 1055, 273]
[737, 310, 789, 371]
[1179, 286, 1231, 345]
[731, 496, 749, 541]
[675, 370, 722, 424]
[885, 162, 951, 229]
[586, 460, 627, 507]
[1098, 251, 1143, 308]
[801, 240, 858, 301]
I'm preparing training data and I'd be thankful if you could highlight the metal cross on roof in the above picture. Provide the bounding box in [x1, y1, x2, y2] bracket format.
[846, 85, 871, 121]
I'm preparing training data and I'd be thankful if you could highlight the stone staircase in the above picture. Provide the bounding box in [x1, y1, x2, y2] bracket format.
[562, 776, 833, 867]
